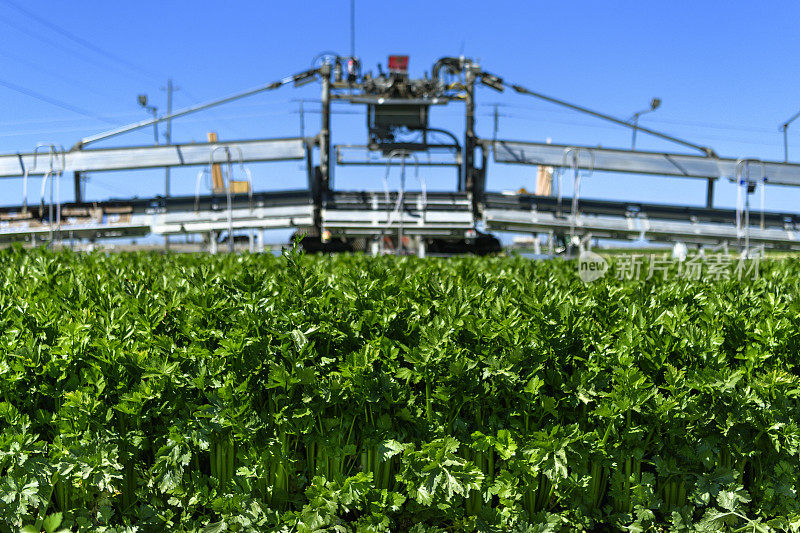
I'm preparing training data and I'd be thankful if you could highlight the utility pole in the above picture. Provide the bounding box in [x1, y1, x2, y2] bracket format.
[161, 79, 178, 250]
[163, 79, 176, 196]
[492, 104, 499, 142]
[299, 98, 305, 138]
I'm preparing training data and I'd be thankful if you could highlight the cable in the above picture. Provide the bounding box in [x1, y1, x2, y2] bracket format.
[0, 18, 145, 84]
[293, 109, 363, 115]
[0, 50, 127, 103]
[507, 81, 716, 155]
[78, 67, 319, 147]
[480, 112, 784, 149]
[0, 109, 304, 139]
[179, 88, 237, 134]
[0, 111, 142, 128]
[482, 102, 780, 135]
[0, 77, 117, 124]
[483, 100, 787, 140]
[0, 0, 164, 83]
[85, 179, 137, 198]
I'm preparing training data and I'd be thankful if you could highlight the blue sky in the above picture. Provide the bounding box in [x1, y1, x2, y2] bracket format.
[1, 1, 799, 222]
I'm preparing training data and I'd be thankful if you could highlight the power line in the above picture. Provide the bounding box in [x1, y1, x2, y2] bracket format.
[647, 116, 777, 135]
[0, 111, 142, 128]
[485, 113, 782, 149]
[84, 178, 138, 198]
[0, 108, 308, 138]
[0, 17, 148, 84]
[0, 77, 117, 124]
[0, 0, 164, 83]
[0, 50, 127, 103]
[179, 88, 242, 137]
[488, 100, 781, 135]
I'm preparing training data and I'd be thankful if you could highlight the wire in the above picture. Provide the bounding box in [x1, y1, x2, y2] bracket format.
[85, 178, 137, 198]
[293, 109, 363, 115]
[179, 88, 245, 137]
[0, 77, 117, 124]
[0, 18, 143, 84]
[0, 50, 127, 103]
[647, 116, 778, 135]
[0, 111, 142, 128]
[0, 124, 117, 138]
[478, 112, 784, 148]
[0, 0, 164, 83]
[0, 109, 306, 139]
[483, 101, 779, 135]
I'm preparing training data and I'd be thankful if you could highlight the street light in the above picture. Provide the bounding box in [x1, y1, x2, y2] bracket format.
[137, 94, 159, 145]
[629, 97, 661, 150]
[780, 109, 800, 162]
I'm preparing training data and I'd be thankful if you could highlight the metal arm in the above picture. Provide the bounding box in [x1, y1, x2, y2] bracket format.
[76, 68, 319, 148]
[506, 82, 716, 157]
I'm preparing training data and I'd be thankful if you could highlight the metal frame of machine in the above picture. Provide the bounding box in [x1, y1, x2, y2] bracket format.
[1, 54, 799, 254]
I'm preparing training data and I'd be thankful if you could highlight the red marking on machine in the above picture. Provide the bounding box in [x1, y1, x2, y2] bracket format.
[388, 55, 409, 74]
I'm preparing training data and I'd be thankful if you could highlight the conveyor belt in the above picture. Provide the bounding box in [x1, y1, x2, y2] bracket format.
[484, 193, 800, 248]
[483, 193, 800, 229]
[324, 191, 472, 211]
[0, 189, 798, 248]
[0, 190, 315, 243]
[484, 208, 800, 247]
[321, 190, 475, 237]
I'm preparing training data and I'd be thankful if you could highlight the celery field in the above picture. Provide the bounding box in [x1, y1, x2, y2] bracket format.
[2, 248, 800, 531]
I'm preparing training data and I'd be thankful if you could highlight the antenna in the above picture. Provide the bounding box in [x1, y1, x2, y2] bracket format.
[350, 0, 355, 60]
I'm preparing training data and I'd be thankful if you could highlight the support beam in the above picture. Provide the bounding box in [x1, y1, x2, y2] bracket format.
[209, 231, 217, 254]
[492, 139, 800, 187]
[0, 138, 306, 178]
[463, 64, 477, 193]
[706, 178, 715, 209]
[319, 63, 332, 193]
[73, 171, 82, 203]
